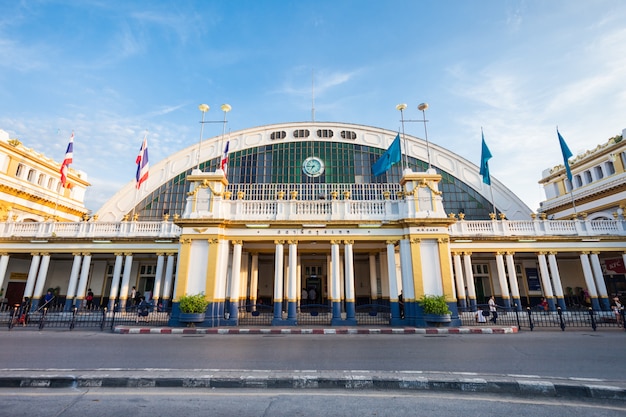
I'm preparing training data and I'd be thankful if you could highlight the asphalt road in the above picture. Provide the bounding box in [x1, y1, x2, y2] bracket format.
[3, 388, 625, 417]
[0, 329, 623, 381]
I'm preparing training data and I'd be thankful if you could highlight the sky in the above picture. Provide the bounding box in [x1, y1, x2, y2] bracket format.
[1, 0, 625, 213]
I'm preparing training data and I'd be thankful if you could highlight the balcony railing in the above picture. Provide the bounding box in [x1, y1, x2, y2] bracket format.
[0, 204, 624, 240]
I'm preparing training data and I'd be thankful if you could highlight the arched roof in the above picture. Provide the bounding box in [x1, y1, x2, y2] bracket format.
[96, 121, 531, 221]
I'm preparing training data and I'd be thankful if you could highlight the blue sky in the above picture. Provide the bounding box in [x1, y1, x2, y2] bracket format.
[1, 1, 625, 213]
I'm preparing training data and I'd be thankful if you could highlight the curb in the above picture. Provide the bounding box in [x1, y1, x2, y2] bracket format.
[0, 369, 623, 401]
[114, 326, 519, 335]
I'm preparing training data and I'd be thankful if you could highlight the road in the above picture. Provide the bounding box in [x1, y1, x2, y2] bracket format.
[2, 388, 625, 417]
[0, 329, 623, 380]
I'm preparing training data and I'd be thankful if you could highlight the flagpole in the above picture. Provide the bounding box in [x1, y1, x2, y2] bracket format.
[557, 126, 578, 218]
[395, 104, 407, 172]
[219, 104, 232, 175]
[418, 103, 431, 171]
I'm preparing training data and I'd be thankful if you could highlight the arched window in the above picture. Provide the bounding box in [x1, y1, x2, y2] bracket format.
[27, 169, 35, 182]
[16, 163, 24, 178]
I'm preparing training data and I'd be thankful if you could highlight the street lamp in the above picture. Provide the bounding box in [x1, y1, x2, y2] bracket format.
[196, 104, 210, 171]
[417, 102, 431, 170]
[395, 103, 408, 171]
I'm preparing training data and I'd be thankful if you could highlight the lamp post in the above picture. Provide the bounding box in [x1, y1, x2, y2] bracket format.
[219, 103, 232, 154]
[196, 104, 210, 171]
[395, 103, 408, 172]
[417, 102, 431, 170]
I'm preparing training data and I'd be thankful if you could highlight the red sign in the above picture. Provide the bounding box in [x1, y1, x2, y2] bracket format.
[604, 258, 626, 274]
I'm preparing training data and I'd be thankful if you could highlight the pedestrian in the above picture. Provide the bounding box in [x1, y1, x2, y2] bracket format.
[43, 289, 54, 309]
[475, 309, 486, 323]
[540, 297, 548, 313]
[612, 296, 623, 325]
[136, 296, 150, 323]
[130, 286, 138, 305]
[16, 297, 31, 326]
[86, 288, 94, 310]
[488, 295, 498, 324]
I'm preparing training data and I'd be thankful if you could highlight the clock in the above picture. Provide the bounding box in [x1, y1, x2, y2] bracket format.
[302, 156, 325, 177]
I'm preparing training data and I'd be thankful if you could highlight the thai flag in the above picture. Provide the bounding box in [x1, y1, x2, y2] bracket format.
[59, 132, 74, 188]
[135, 135, 149, 189]
[220, 140, 229, 175]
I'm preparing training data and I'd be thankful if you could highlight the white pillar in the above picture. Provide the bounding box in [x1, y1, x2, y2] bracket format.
[463, 252, 476, 309]
[66, 253, 83, 299]
[580, 253, 599, 297]
[108, 253, 124, 309]
[33, 253, 51, 301]
[229, 240, 243, 318]
[589, 252, 608, 298]
[399, 238, 414, 301]
[330, 241, 341, 303]
[344, 240, 355, 302]
[24, 253, 41, 298]
[162, 254, 175, 302]
[287, 240, 298, 320]
[152, 253, 165, 302]
[0, 253, 10, 297]
[452, 253, 466, 306]
[369, 254, 378, 301]
[75, 253, 92, 305]
[505, 252, 521, 309]
[273, 240, 284, 308]
[119, 253, 133, 308]
[590, 252, 610, 310]
[386, 241, 399, 301]
[547, 252, 566, 304]
[250, 253, 259, 305]
[537, 253, 555, 298]
[495, 252, 511, 307]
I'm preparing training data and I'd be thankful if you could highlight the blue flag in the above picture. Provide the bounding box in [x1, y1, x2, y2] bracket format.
[372, 134, 401, 176]
[479, 132, 492, 185]
[557, 129, 573, 182]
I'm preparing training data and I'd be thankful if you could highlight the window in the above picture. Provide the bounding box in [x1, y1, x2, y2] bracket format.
[293, 129, 310, 138]
[341, 130, 357, 140]
[27, 169, 35, 182]
[316, 129, 333, 138]
[574, 175, 582, 188]
[594, 166, 603, 180]
[16, 163, 24, 178]
[583, 170, 592, 184]
[47, 178, 55, 189]
[37, 173, 45, 186]
[605, 161, 615, 176]
[270, 131, 286, 140]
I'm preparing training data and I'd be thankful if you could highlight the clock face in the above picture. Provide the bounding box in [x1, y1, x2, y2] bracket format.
[303, 157, 325, 177]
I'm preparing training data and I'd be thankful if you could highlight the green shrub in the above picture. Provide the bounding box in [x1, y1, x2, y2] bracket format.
[178, 293, 210, 313]
[420, 294, 451, 315]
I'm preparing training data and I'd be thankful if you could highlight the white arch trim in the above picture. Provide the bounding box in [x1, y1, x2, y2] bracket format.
[96, 121, 532, 221]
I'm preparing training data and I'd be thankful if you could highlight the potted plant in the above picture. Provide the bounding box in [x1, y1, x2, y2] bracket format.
[420, 294, 452, 326]
[178, 293, 210, 327]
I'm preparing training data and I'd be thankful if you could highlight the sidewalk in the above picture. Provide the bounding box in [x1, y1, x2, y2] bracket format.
[1, 368, 624, 401]
[114, 325, 520, 335]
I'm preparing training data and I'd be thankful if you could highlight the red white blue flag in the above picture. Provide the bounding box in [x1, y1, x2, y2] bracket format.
[220, 140, 229, 175]
[135, 135, 149, 189]
[60, 132, 74, 187]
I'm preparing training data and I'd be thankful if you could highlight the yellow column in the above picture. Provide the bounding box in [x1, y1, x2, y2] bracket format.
[173, 238, 191, 300]
[437, 237, 455, 301]
[410, 238, 424, 300]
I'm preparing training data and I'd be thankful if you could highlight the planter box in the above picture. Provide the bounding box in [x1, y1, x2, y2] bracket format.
[423, 313, 451, 325]
[179, 312, 206, 324]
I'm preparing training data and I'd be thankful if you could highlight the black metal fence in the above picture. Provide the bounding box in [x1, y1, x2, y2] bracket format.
[3, 302, 624, 331]
[3, 304, 171, 331]
[459, 304, 626, 331]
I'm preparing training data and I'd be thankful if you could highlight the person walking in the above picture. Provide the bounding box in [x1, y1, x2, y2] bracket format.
[488, 295, 498, 324]
[612, 296, 623, 325]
